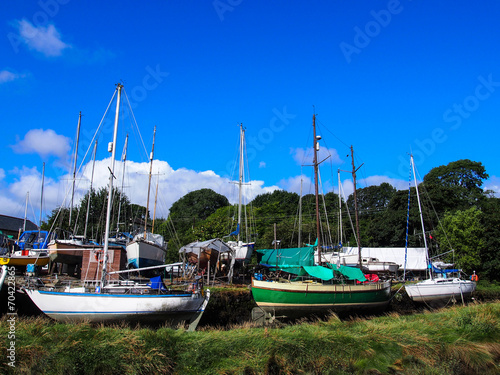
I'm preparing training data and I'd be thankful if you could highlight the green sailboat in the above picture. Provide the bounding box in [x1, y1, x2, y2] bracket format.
[251, 114, 392, 319]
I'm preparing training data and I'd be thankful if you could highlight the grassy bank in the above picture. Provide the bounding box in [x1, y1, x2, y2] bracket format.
[1, 301, 499, 375]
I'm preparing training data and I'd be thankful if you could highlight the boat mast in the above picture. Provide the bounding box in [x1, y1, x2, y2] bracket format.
[152, 175, 159, 234]
[312, 114, 321, 263]
[23, 192, 29, 233]
[350, 146, 363, 268]
[237, 123, 244, 243]
[145, 126, 156, 238]
[338, 169, 342, 248]
[298, 177, 303, 247]
[116, 134, 128, 235]
[38, 162, 45, 238]
[101, 83, 123, 286]
[84, 139, 98, 240]
[69, 112, 82, 228]
[411, 154, 431, 280]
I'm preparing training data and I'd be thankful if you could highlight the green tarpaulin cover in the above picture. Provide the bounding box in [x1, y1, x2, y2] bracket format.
[257, 246, 366, 282]
[257, 247, 314, 268]
[303, 266, 334, 280]
[331, 264, 367, 282]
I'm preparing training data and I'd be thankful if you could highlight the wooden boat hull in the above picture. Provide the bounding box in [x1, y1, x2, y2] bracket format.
[48, 242, 84, 265]
[405, 278, 476, 304]
[251, 278, 391, 318]
[25, 288, 210, 325]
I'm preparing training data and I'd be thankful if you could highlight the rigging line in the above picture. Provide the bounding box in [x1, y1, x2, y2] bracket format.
[122, 88, 149, 160]
[75, 90, 118, 178]
[418, 179, 454, 252]
[340, 179, 359, 248]
[315, 117, 351, 149]
[52, 90, 118, 235]
[317, 168, 333, 246]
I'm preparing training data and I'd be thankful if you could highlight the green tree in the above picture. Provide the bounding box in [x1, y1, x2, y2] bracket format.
[168, 188, 229, 233]
[479, 197, 500, 281]
[160, 189, 230, 262]
[433, 207, 484, 274]
[423, 159, 489, 212]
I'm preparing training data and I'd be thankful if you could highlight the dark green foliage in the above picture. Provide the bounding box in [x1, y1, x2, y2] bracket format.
[423, 159, 489, 211]
[168, 188, 229, 233]
[480, 198, 500, 281]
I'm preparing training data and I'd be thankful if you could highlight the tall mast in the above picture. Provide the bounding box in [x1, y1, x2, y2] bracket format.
[116, 134, 128, 235]
[350, 145, 363, 268]
[338, 169, 342, 248]
[38, 162, 45, 237]
[411, 154, 431, 280]
[23, 192, 29, 232]
[145, 126, 156, 237]
[152, 175, 159, 234]
[313, 114, 321, 263]
[298, 177, 303, 247]
[84, 139, 98, 240]
[69, 112, 82, 228]
[101, 83, 122, 286]
[237, 123, 244, 243]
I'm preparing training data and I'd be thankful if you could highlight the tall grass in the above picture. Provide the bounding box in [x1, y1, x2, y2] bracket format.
[1, 302, 499, 374]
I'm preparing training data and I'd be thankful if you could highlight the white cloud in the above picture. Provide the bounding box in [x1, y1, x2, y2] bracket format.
[11, 129, 72, 159]
[0, 157, 280, 224]
[0, 153, 411, 228]
[0, 69, 26, 83]
[279, 175, 313, 195]
[15, 19, 70, 57]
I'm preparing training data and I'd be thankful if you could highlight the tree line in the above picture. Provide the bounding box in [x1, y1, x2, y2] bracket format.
[42, 159, 500, 281]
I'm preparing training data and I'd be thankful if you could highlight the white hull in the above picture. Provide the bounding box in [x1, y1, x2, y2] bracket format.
[126, 239, 166, 268]
[25, 288, 209, 325]
[405, 278, 476, 303]
[322, 253, 399, 274]
[227, 241, 254, 264]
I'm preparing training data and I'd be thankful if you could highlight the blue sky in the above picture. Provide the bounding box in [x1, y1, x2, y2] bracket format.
[1, 0, 499, 227]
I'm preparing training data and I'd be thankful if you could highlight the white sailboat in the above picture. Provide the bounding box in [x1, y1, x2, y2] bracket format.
[226, 124, 255, 265]
[24, 84, 210, 329]
[126, 126, 168, 269]
[405, 154, 476, 304]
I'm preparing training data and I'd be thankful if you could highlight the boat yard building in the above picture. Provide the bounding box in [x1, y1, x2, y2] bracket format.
[0, 214, 38, 239]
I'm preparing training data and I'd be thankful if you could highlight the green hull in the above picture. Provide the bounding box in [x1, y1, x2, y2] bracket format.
[252, 279, 391, 318]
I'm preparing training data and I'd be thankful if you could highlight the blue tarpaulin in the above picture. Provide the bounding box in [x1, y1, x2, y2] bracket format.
[147, 276, 166, 290]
